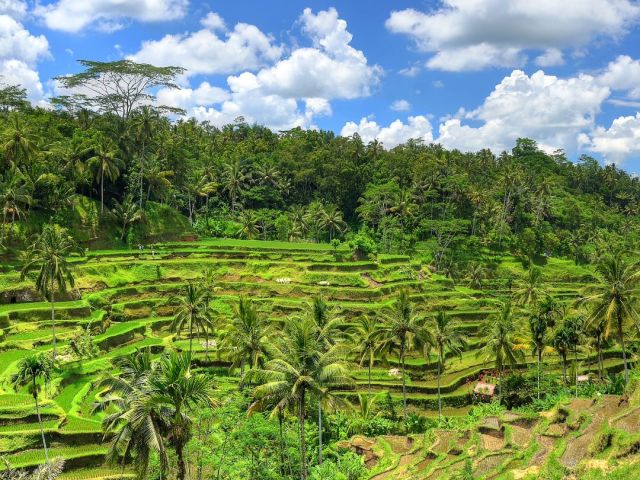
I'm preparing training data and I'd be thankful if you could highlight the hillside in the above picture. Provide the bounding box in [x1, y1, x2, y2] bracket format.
[0, 238, 637, 479]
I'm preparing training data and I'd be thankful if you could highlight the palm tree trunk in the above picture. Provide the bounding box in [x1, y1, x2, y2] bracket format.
[537, 350, 542, 400]
[618, 314, 629, 385]
[400, 341, 407, 420]
[298, 394, 307, 480]
[437, 358, 442, 419]
[50, 277, 56, 362]
[317, 400, 323, 465]
[368, 357, 372, 396]
[278, 409, 286, 476]
[176, 442, 186, 480]
[189, 319, 193, 356]
[574, 346, 579, 397]
[100, 168, 105, 214]
[561, 354, 567, 384]
[34, 383, 49, 463]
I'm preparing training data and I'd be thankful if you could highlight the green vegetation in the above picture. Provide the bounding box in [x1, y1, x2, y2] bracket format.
[1, 59, 640, 480]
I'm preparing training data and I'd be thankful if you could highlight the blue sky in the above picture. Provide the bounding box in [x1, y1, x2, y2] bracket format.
[3, 0, 640, 170]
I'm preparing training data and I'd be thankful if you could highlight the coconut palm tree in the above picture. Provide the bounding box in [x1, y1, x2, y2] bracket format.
[221, 159, 246, 211]
[321, 206, 346, 241]
[171, 282, 213, 356]
[146, 352, 215, 480]
[477, 302, 525, 401]
[94, 348, 165, 479]
[21, 224, 81, 361]
[223, 296, 274, 376]
[552, 326, 571, 384]
[251, 316, 352, 480]
[348, 316, 384, 395]
[88, 138, 121, 213]
[0, 166, 33, 241]
[111, 195, 143, 241]
[12, 354, 53, 463]
[236, 210, 259, 239]
[429, 311, 467, 418]
[2, 113, 38, 167]
[378, 290, 431, 419]
[528, 296, 558, 399]
[580, 255, 640, 385]
[514, 267, 544, 306]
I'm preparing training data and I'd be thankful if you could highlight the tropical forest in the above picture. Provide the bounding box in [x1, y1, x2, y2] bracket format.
[2, 11, 640, 480]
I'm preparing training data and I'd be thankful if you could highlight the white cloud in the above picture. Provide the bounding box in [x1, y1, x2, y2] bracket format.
[584, 113, 640, 164]
[200, 12, 226, 31]
[535, 48, 564, 67]
[341, 116, 433, 148]
[0, 14, 49, 102]
[390, 99, 411, 111]
[598, 55, 640, 98]
[386, 1, 640, 71]
[230, 8, 381, 100]
[399, 65, 420, 77]
[130, 18, 283, 76]
[0, 0, 26, 18]
[35, 0, 188, 33]
[151, 8, 380, 131]
[0, 59, 45, 103]
[436, 69, 610, 153]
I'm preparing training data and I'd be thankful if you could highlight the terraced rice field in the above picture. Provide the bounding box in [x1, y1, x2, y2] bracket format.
[0, 239, 627, 477]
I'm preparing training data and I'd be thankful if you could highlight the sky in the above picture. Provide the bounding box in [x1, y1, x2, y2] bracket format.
[2, 0, 640, 170]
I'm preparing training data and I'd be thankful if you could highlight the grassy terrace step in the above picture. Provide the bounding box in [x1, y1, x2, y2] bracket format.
[58, 467, 135, 480]
[5, 444, 108, 468]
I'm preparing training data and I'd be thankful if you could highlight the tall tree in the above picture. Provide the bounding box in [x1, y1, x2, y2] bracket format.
[53, 60, 185, 120]
[581, 256, 640, 385]
[88, 138, 121, 213]
[171, 282, 212, 356]
[224, 296, 274, 376]
[21, 224, 81, 361]
[477, 302, 525, 401]
[251, 316, 352, 480]
[515, 267, 544, 306]
[379, 290, 431, 419]
[12, 354, 53, 463]
[111, 195, 143, 241]
[429, 311, 466, 418]
[348, 315, 384, 395]
[528, 296, 558, 399]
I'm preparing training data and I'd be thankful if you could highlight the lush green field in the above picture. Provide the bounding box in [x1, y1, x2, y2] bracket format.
[0, 238, 633, 478]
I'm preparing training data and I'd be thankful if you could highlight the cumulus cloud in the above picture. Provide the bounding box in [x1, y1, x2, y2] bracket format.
[0, 0, 26, 18]
[535, 48, 564, 67]
[0, 14, 49, 102]
[436, 69, 610, 153]
[152, 8, 380, 130]
[35, 0, 188, 33]
[386, 0, 640, 71]
[598, 55, 640, 98]
[341, 116, 433, 148]
[583, 113, 640, 164]
[131, 16, 282, 76]
[390, 99, 411, 111]
[229, 8, 382, 100]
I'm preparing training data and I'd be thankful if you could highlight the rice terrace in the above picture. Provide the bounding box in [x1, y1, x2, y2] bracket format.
[2, 1, 640, 479]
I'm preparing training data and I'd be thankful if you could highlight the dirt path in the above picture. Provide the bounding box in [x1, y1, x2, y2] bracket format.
[560, 396, 620, 469]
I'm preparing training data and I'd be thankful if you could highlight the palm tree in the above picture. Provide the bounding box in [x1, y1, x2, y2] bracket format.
[348, 316, 384, 395]
[581, 256, 640, 385]
[429, 311, 466, 418]
[224, 296, 274, 375]
[146, 352, 214, 480]
[236, 210, 259, 239]
[552, 327, 571, 384]
[94, 349, 165, 478]
[514, 267, 544, 306]
[2, 113, 38, 167]
[477, 302, 525, 401]
[565, 315, 585, 396]
[529, 296, 558, 399]
[306, 295, 341, 345]
[378, 290, 431, 419]
[111, 195, 143, 241]
[21, 224, 81, 361]
[0, 166, 33, 241]
[251, 316, 352, 480]
[88, 138, 121, 213]
[13, 354, 53, 463]
[467, 263, 487, 290]
[289, 205, 308, 240]
[222, 159, 246, 211]
[171, 282, 212, 356]
[321, 206, 346, 241]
